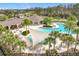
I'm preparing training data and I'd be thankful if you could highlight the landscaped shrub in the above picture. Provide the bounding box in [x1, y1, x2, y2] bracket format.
[43, 25, 52, 27]
[10, 25, 17, 29]
[45, 50, 49, 56]
[45, 49, 58, 56]
[50, 49, 59, 56]
[22, 30, 30, 36]
[43, 24, 52, 27]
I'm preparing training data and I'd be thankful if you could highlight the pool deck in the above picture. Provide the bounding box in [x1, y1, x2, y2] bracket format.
[29, 28, 49, 46]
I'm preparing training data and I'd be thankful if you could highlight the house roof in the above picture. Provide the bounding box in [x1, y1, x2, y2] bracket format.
[0, 17, 23, 27]
[28, 16, 43, 21]
[0, 15, 43, 27]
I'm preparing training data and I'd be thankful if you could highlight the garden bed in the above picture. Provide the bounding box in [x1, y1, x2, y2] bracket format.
[43, 25, 52, 28]
[22, 30, 30, 36]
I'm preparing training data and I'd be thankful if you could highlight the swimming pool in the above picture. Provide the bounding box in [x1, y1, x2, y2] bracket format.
[27, 35, 33, 43]
[32, 22, 70, 33]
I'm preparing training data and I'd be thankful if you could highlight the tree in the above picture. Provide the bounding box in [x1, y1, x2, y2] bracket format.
[41, 17, 52, 26]
[61, 34, 75, 52]
[73, 27, 79, 51]
[67, 15, 77, 22]
[77, 21, 79, 26]
[0, 30, 26, 55]
[14, 39, 26, 53]
[73, 27, 79, 41]
[0, 24, 6, 34]
[45, 37, 53, 55]
[46, 7, 53, 17]
[64, 16, 77, 34]
[64, 21, 76, 35]
[73, 3, 79, 9]
[43, 31, 60, 55]
[49, 31, 60, 49]
[22, 18, 32, 30]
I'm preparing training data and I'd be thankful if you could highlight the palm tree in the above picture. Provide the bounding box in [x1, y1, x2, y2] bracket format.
[59, 33, 65, 47]
[74, 40, 79, 52]
[14, 39, 26, 53]
[45, 37, 53, 55]
[64, 15, 77, 35]
[0, 24, 3, 33]
[73, 27, 79, 51]
[64, 21, 76, 35]
[21, 18, 32, 31]
[73, 27, 79, 41]
[44, 31, 60, 55]
[49, 31, 60, 49]
[67, 15, 77, 22]
[0, 30, 26, 55]
[61, 34, 75, 51]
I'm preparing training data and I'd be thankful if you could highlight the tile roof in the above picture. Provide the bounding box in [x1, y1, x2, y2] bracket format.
[0, 16, 43, 27]
[0, 17, 22, 27]
[28, 16, 43, 21]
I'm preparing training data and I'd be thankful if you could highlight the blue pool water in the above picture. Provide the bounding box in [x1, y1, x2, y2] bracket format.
[28, 35, 33, 42]
[33, 22, 70, 33]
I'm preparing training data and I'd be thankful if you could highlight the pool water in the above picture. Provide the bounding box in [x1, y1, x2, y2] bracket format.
[32, 22, 70, 33]
[28, 35, 33, 43]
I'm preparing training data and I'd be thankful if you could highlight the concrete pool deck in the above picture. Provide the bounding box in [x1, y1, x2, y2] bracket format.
[29, 28, 49, 46]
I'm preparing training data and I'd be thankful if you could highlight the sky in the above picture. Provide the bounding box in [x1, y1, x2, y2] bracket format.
[0, 3, 61, 9]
